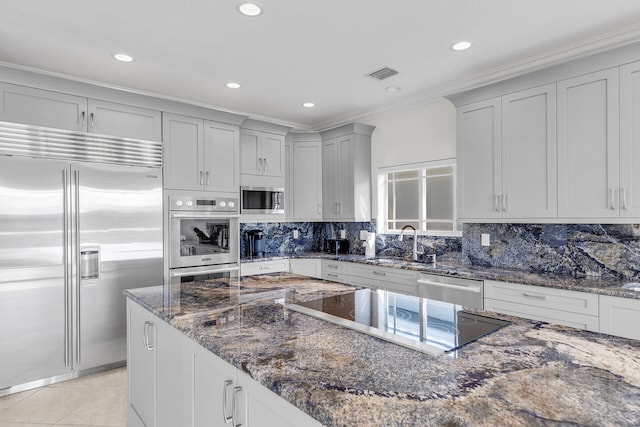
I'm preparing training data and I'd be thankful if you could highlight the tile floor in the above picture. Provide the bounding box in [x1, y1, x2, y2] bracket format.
[0, 367, 127, 427]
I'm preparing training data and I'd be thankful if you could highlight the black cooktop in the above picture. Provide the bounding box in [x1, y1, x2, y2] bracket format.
[287, 288, 510, 355]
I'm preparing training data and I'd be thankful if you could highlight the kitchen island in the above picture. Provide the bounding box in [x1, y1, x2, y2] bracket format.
[126, 273, 640, 426]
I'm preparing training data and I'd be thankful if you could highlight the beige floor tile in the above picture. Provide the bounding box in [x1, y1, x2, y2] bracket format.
[49, 367, 127, 391]
[0, 387, 90, 424]
[0, 389, 39, 412]
[54, 386, 126, 427]
[0, 422, 53, 427]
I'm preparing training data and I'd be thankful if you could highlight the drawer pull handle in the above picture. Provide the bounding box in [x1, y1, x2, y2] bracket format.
[222, 380, 233, 423]
[327, 273, 338, 278]
[327, 264, 339, 269]
[373, 271, 386, 276]
[259, 266, 271, 270]
[523, 292, 546, 301]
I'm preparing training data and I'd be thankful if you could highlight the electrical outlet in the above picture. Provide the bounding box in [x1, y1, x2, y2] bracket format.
[293, 229, 299, 239]
[481, 234, 490, 246]
[360, 230, 368, 240]
[340, 230, 346, 239]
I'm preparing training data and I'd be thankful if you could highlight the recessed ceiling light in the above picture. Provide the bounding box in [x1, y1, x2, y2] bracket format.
[451, 41, 472, 51]
[237, 2, 262, 16]
[113, 53, 134, 63]
[302, 102, 316, 108]
[385, 85, 402, 93]
[226, 82, 241, 89]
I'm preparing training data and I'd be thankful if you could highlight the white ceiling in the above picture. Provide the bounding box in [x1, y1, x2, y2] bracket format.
[1, 0, 640, 131]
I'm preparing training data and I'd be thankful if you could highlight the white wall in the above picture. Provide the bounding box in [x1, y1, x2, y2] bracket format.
[361, 98, 456, 218]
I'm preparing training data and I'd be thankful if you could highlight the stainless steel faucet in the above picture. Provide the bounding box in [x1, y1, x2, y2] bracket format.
[398, 225, 418, 261]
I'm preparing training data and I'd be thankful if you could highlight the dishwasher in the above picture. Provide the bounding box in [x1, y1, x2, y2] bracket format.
[417, 273, 484, 309]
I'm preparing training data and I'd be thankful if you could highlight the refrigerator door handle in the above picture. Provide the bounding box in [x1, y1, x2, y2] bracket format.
[74, 169, 81, 365]
[62, 169, 70, 367]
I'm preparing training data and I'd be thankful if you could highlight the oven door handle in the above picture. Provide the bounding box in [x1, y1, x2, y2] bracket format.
[170, 265, 240, 278]
[170, 212, 240, 219]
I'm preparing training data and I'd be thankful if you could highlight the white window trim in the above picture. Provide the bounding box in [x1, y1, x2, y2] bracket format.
[377, 159, 461, 237]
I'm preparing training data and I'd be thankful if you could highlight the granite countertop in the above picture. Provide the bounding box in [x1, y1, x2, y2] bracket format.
[242, 252, 640, 299]
[126, 273, 640, 426]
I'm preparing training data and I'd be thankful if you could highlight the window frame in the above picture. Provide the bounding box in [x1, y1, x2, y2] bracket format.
[377, 158, 460, 237]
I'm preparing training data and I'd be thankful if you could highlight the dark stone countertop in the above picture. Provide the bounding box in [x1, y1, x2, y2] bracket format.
[242, 252, 640, 299]
[126, 273, 640, 427]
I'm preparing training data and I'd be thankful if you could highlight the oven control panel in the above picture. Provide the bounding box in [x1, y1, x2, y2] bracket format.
[170, 195, 238, 212]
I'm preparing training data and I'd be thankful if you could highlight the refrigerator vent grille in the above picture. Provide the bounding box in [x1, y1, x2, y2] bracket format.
[0, 121, 162, 167]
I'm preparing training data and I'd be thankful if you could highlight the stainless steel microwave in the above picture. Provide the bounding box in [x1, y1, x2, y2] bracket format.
[241, 186, 285, 214]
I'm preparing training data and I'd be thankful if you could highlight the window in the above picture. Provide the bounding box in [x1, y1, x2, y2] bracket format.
[378, 159, 459, 235]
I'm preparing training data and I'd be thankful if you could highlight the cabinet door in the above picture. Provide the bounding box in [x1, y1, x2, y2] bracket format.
[557, 68, 620, 218]
[599, 295, 640, 340]
[204, 121, 239, 193]
[457, 98, 502, 219]
[156, 320, 192, 427]
[501, 84, 557, 218]
[163, 113, 204, 191]
[293, 141, 323, 220]
[261, 133, 285, 177]
[192, 342, 235, 427]
[289, 259, 321, 278]
[237, 369, 322, 427]
[88, 99, 161, 141]
[240, 130, 261, 175]
[336, 135, 355, 219]
[0, 82, 87, 131]
[322, 138, 339, 219]
[285, 142, 293, 218]
[620, 61, 640, 217]
[127, 301, 156, 427]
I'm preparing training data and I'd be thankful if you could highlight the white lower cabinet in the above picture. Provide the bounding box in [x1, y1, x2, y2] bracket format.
[289, 258, 322, 278]
[241, 259, 290, 277]
[484, 280, 599, 331]
[599, 295, 640, 340]
[321, 260, 351, 284]
[127, 298, 321, 427]
[348, 264, 419, 296]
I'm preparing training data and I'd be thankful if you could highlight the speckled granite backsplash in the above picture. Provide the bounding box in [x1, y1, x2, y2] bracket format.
[463, 223, 640, 280]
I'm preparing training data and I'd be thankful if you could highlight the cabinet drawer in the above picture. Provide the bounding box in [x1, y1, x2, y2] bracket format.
[484, 298, 599, 331]
[241, 259, 289, 276]
[348, 264, 418, 286]
[484, 280, 598, 316]
[322, 260, 348, 273]
[322, 270, 350, 284]
[599, 295, 640, 340]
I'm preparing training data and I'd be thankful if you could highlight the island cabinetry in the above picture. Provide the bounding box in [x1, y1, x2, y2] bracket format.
[557, 68, 620, 218]
[0, 82, 161, 140]
[241, 259, 290, 277]
[321, 123, 374, 221]
[289, 258, 322, 278]
[599, 295, 640, 340]
[163, 113, 239, 193]
[484, 280, 599, 331]
[127, 299, 191, 427]
[457, 84, 557, 220]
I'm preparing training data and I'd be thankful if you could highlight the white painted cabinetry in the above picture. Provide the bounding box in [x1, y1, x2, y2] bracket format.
[0, 82, 161, 140]
[321, 123, 374, 221]
[484, 280, 599, 331]
[163, 113, 240, 193]
[240, 129, 285, 177]
[457, 84, 557, 220]
[620, 60, 640, 217]
[286, 134, 323, 221]
[557, 68, 620, 218]
[241, 259, 290, 276]
[289, 258, 322, 278]
[599, 295, 640, 340]
[321, 260, 351, 284]
[127, 298, 321, 427]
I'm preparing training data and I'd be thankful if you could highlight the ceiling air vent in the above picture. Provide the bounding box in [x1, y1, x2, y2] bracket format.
[368, 66, 399, 81]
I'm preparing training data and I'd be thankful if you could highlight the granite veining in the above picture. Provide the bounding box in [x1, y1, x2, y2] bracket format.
[126, 274, 640, 426]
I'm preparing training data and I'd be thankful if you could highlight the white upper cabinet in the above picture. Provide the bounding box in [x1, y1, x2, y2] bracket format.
[87, 99, 161, 141]
[457, 85, 557, 221]
[0, 83, 86, 131]
[163, 113, 239, 194]
[457, 98, 501, 220]
[0, 82, 161, 141]
[557, 68, 620, 218]
[240, 129, 285, 177]
[501, 84, 557, 219]
[320, 123, 374, 222]
[291, 139, 323, 220]
[620, 61, 640, 217]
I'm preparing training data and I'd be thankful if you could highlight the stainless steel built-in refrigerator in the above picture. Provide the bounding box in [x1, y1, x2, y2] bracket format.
[0, 122, 163, 393]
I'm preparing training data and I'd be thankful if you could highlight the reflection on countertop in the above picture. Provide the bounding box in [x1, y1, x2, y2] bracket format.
[240, 252, 640, 299]
[126, 273, 640, 427]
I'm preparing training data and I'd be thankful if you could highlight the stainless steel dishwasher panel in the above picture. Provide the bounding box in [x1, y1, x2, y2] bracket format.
[417, 273, 484, 309]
